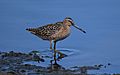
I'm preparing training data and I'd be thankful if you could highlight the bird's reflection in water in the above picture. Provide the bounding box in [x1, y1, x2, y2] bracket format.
[48, 50, 67, 72]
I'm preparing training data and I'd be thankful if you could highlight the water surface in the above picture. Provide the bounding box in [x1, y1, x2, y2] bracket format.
[0, 0, 120, 74]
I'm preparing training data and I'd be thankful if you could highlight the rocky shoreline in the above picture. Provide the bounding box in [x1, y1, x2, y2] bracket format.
[0, 51, 116, 75]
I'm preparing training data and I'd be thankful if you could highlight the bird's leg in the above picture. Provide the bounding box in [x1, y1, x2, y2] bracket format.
[53, 41, 57, 63]
[53, 41, 56, 50]
[50, 40, 53, 50]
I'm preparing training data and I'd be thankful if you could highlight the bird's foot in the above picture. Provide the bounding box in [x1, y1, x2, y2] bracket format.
[50, 48, 53, 50]
[49, 48, 58, 52]
[54, 49, 59, 53]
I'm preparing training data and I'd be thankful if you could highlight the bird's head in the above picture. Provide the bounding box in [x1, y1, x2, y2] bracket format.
[64, 17, 86, 33]
[64, 17, 74, 26]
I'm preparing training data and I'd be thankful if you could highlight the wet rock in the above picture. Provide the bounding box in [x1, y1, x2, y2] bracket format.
[0, 60, 9, 65]
[7, 71, 18, 75]
[108, 63, 111, 66]
[0, 51, 112, 75]
[27, 72, 41, 75]
[0, 71, 22, 75]
[20, 69, 26, 73]
[32, 54, 45, 63]
[94, 64, 104, 68]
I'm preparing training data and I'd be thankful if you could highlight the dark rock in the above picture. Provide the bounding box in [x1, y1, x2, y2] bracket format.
[20, 69, 26, 73]
[108, 63, 111, 66]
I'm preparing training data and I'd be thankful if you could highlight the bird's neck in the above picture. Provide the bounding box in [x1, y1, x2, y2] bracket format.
[63, 20, 71, 26]
[62, 24, 70, 31]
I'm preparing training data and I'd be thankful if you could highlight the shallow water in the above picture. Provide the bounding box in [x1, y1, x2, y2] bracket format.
[0, 0, 120, 74]
[23, 48, 120, 74]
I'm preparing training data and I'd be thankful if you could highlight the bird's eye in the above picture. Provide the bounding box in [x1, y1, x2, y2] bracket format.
[68, 20, 74, 25]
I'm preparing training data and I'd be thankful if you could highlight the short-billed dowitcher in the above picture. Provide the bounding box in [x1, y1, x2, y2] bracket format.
[26, 17, 86, 50]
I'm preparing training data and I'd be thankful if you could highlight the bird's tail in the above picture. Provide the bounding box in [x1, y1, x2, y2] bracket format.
[26, 28, 39, 35]
[26, 28, 37, 32]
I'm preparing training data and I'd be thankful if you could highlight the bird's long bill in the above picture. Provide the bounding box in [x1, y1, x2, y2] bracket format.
[73, 25, 86, 33]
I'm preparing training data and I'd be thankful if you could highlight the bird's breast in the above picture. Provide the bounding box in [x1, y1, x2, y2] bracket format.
[51, 26, 71, 41]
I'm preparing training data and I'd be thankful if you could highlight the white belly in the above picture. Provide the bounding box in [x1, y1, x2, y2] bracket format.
[54, 27, 71, 42]
[56, 32, 70, 41]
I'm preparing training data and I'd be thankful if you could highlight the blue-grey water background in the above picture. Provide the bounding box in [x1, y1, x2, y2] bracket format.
[0, 0, 120, 74]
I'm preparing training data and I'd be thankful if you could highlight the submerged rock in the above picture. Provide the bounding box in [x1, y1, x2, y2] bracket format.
[0, 51, 112, 75]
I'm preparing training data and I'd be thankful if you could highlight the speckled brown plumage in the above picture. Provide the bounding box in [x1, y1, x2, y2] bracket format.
[26, 22, 63, 40]
[26, 17, 86, 50]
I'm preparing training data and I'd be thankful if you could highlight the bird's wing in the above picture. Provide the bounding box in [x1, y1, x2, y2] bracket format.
[37, 22, 63, 37]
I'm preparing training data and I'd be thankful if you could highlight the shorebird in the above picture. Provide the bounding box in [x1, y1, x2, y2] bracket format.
[26, 17, 86, 50]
